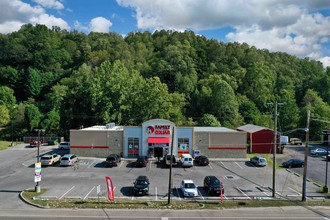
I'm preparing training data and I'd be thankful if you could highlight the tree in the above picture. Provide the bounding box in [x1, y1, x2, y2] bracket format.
[24, 104, 42, 132]
[199, 114, 221, 126]
[0, 105, 9, 126]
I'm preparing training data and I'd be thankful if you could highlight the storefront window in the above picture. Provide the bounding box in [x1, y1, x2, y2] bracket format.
[178, 138, 189, 156]
[128, 138, 139, 158]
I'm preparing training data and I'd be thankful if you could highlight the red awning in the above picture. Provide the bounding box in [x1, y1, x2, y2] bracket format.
[148, 137, 170, 144]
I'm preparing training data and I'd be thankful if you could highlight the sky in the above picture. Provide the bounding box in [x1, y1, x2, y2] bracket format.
[1, 0, 330, 67]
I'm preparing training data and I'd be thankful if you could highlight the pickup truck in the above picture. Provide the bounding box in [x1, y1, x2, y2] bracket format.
[29, 140, 39, 147]
[163, 155, 177, 167]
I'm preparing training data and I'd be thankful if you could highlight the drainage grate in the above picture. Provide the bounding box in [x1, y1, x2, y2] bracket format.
[225, 175, 234, 179]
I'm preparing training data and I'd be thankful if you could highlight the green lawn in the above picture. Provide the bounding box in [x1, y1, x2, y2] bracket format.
[0, 141, 12, 150]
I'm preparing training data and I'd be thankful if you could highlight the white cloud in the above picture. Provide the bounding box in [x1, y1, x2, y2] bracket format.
[90, 17, 112, 33]
[32, 0, 64, 10]
[318, 57, 330, 68]
[0, 0, 69, 33]
[74, 17, 112, 33]
[117, 0, 330, 66]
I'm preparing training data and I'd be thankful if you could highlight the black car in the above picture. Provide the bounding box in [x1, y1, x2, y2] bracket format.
[194, 155, 209, 166]
[133, 176, 149, 195]
[282, 159, 304, 168]
[136, 156, 148, 167]
[204, 176, 224, 195]
[105, 154, 121, 167]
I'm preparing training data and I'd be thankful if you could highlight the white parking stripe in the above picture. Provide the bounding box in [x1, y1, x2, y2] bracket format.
[88, 160, 96, 168]
[59, 186, 75, 199]
[84, 186, 95, 200]
[220, 162, 227, 169]
[235, 187, 251, 200]
[235, 162, 243, 169]
[155, 187, 158, 200]
[208, 163, 213, 169]
[149, 161, 152, 169]
[198, 189, 204, 200]
[175, 188, 182, 200]
[118, 161, 123, 168]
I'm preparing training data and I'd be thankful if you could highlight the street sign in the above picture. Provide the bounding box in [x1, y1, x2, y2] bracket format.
[97, 185, 100, 194]
[34, 162, 42, 183]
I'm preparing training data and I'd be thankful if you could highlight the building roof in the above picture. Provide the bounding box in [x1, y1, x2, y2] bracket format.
[237, 124, 273, 133]
[81, 125, 124, 131]
[193, 127, 237, 132]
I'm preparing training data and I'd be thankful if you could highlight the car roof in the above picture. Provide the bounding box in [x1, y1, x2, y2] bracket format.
[136, 176, 149, 180]
[183, 180, 194, 183]
[62, 154, 75, 158]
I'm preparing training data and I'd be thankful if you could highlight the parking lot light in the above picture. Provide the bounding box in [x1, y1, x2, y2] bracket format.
[323, 144, 329, 193]
[34, 129, 45, 193]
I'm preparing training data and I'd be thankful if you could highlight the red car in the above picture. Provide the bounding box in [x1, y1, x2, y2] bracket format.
[29, 140, 39, 147]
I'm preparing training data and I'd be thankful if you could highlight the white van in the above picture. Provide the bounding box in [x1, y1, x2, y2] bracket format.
[180, 154, 193, 167]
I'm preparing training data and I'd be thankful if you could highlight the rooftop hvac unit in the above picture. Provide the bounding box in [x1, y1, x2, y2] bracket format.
[105, 123, 115, 129]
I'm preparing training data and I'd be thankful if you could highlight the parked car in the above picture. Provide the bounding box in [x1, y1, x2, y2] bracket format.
[133, 176, 150, 195]
[60, 154, 78, 166]
[290, 138, 302, 145]
[136, 156, 148, 167]
[310, 148, 328, 156]
[40, 154, 61, 166]
[282, 159, 304, 168]
[105, 154, 121, 167]
[194, 155, 209, 166]
[163, 155, 177, 167]
[180, 154, 193, 167]
[180, 180, 198, 197]
[250, 156, 267, 167]
[29, 140, 39, 147]
[58, 142, 70, 150]
[204, 176, 224, 195]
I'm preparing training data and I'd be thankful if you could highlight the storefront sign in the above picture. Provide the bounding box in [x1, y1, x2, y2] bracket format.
[146, 125, 171, 135]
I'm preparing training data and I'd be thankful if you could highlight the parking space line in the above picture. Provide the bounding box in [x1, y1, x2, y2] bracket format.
[59, 186, 75, 199]
[87, 160, 96, 168]
[155, 187, 158, 200]
[149, 161, 152, 169]
[118, 161, 123, 168]
[220, 162, 227, 169]
[84, 186, 95, 200]
[235, 187, 251, 200]
[198, 189, 204, 201]
[235, 162, 243, 169]
[288, 187, 301, 195]
[208, 163, 213, 169]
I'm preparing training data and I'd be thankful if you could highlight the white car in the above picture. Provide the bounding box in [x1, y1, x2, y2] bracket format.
[180, 154, 193, 167]
[180, 180, 199, 197]
[58, 142, 70, 150]
[40, 154, 61, 166]
[60, 154, 78, 166]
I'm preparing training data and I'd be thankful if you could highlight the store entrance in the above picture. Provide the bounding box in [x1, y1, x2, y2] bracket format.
[148, 144, 169, 157]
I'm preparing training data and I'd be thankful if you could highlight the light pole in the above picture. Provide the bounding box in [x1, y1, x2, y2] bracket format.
[34, 129, 44, 193]
[302, 110, 310, 201]
[324, 144, 329, 193]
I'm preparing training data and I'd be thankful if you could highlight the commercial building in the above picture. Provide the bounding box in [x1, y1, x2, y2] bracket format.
[70, 119, 247, 158]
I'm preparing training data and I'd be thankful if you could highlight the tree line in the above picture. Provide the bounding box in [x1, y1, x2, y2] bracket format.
[0, 24, 329, 141]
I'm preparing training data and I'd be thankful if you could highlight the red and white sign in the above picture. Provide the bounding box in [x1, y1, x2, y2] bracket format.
[146, 125, 171, 135]
[105, 176, 114, 201]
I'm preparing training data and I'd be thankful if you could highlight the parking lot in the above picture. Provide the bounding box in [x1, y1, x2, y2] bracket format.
[19, 144, 324, 202]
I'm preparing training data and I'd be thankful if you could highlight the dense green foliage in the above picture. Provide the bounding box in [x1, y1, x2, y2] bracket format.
[0, 24, 329, 140]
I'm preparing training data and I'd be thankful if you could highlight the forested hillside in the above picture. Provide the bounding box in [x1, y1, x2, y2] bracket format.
[0, 24, 329, 140]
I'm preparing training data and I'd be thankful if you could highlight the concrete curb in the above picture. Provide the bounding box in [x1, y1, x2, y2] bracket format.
[19, 188, 48, 209]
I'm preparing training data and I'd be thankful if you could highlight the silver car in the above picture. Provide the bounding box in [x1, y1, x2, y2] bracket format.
[250, 156, 267, 167]
[60, 154, 78, 166]
[40, 154, 61, 166]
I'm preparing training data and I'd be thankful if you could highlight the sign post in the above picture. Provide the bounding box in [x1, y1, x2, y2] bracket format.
[34, 162, 42, 192]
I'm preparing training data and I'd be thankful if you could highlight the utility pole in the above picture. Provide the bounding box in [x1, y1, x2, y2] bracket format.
[267, 101, 284, 198]
[167, 126, 175, 205]
[302, 110, 310, 201]
[272, 101, 278, 198]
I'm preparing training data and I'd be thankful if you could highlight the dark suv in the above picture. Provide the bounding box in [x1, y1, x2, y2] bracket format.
[105, 154, 121, 167]
[204, 176, 224, 195]
[133, 176, 150, 195]
[136, 156, 148, 167]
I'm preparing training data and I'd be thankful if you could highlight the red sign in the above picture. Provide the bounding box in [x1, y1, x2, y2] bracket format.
[146, 125, 171, 135]
[105, 176, 114, 201]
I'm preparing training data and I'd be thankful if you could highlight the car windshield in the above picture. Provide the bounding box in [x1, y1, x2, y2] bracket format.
[200, 157, 208, 161]
[259, 159, 266, 163]
[107, 157, 115, 161]
[41, 156, 51, 160]
[184, 183, 196, 189]
[136, 180, 148, 185]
